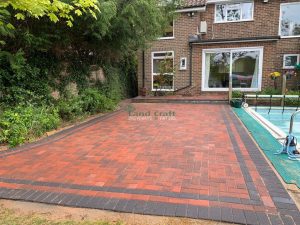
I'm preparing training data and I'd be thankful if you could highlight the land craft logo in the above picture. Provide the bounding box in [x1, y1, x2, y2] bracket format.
[126, 104, 176, 121]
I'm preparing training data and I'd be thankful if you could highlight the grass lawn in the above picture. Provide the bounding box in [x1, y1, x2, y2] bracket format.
[0, 207, 122, 225]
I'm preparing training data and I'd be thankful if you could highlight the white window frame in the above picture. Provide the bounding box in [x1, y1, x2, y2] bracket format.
[279, 2, 300, 38]
[158, 20, 175, 40]
[283, 54, 300, 69]
[214, 1, 254, 23]
[151, 51, 175, 91]
[201, 47, 263, 92]
[179, 57, 187, 70]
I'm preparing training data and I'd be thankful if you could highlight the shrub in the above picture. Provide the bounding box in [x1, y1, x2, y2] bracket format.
[0, 51, 52, 106]
[80, 88, 116, 113]
[57, 88, 116, 121]
[232, 90, 243, 98]
[285, 90, 300, 106]
[98, 66, 124, 103]
[260, 87, 281, 95]
[56, 97, 84, 121]
[0, 105, 60, 147]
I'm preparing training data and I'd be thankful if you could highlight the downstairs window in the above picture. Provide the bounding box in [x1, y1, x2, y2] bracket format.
[152, 51, 174, 91]
[202, 47, 263, 91]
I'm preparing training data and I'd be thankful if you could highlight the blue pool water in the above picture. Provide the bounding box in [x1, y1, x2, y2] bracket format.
[254, 108, 300, 140]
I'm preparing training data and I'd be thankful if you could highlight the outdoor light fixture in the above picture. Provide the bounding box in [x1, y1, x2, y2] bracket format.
[187, 12, 195, 17]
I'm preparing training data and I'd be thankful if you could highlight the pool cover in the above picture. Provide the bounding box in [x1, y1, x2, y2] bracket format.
[233, 108, 300, 188]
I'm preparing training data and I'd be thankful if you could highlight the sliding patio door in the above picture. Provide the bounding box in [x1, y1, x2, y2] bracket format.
[202, 47, 263, 91]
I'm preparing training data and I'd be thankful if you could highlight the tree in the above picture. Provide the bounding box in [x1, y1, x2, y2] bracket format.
[0, 0, 100, 45]
[0, 0, 179, 104]
[63, 0, 179, 61]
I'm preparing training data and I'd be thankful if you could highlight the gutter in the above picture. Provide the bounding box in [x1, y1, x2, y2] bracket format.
[176, 6, 206, 13]
[206, 0, 235, 4]
[142, 50, 145, 88]
[175, 43, 193, 92]
[189, 36, 280, 45]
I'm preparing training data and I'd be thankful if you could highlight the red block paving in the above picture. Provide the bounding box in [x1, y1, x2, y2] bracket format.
[0, 103, 299, 225]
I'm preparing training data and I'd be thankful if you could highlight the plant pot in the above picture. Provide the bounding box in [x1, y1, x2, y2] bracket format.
[230, 99, 243, 108]
[139, 87, 147, 97]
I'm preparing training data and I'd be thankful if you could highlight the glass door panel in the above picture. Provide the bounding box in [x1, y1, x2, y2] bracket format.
[231, 51, 260, 89]
[204, 52, 230, 89]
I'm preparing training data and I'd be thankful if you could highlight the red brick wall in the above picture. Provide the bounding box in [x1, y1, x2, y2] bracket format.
[139, 12, 200, 94]
[201, 0, 280, 40]
[192, 41, 300, 95]
[276, 38, 300, 91]
[137, 0, 300, 95]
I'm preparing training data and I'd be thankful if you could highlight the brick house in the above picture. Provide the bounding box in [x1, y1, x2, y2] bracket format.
[137, 0, 300, 96]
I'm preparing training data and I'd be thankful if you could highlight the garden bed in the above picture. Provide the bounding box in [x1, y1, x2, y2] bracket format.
[0, 88, 123, 148]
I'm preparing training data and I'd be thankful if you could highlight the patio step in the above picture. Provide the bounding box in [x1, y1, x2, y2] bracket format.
[132, 96, 228, 104]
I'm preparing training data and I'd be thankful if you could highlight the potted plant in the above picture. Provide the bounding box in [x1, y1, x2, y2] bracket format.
[139, 87, 148, 97]
[153, 74, 166, 96]
[269, 71, 281, 89]
[230, 99, 243, 108]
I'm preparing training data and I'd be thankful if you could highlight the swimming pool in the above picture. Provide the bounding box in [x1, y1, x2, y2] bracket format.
[234, 107, 300, 188]
[250, 107, 300, 140]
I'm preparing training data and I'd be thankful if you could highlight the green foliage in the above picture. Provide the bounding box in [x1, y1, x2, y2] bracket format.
[260, 87, 281, 95]
[98, 65, 123, 102]
[0, 0, 100, 27]
[57, 88, 117, 121]
[0, 105, 60, 147]
[80, 88, 115, 113]
[66, 60, 91, 92]
[108, 0, 170, 51]
[0, 87, 117, 147]
[0, 0, 100, 45]
[49, 0, 179, 61]
[153, 55, 175, 91]
[0, 50, 52, 105]
[232, 90, 243, 98]
[0, 0, 177, 102]
[0, 0, 178, 148]
[56, 97, 85, 121]
[241, 88, 300, 106]
[118, 55, 138, 97]
[285, 90, 300, 106]
[0, 8, 14, 45]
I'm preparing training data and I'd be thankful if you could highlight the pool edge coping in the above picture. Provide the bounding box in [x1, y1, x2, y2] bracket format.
[245, 107, 286, 140]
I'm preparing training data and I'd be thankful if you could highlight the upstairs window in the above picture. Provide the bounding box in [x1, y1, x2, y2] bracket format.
[280, 3, 300, 37]
[159, 21, 174, 39]
[215, 2, 254, 23]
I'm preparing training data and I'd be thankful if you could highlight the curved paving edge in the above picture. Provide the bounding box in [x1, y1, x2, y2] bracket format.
[0, 109, 124, 158]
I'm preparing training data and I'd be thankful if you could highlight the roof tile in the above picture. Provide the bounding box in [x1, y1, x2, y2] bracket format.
[182, 0, 206, 8]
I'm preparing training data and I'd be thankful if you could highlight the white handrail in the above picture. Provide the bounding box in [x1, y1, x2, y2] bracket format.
[289, 110, 300, 134]
[244, 95, 299, 99]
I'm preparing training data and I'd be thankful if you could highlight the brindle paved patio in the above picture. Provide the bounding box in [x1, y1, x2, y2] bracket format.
[0, 103, 299, 225]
